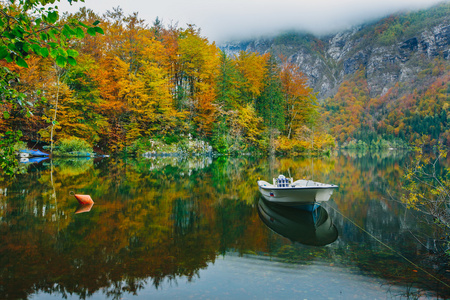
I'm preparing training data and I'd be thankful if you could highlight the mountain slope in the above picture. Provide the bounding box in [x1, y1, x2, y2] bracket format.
[220, 3, 450, 146]
[221, 3, 450, 99]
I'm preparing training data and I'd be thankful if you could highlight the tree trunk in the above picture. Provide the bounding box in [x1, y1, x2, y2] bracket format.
[50, 67, 62, 156]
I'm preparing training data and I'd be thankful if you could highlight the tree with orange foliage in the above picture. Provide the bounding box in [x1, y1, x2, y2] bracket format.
[279, 56, 317, 139]
[235, 51, 268, 104]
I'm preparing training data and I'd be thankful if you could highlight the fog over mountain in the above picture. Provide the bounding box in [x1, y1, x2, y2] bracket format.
[58, 0, 447, 42]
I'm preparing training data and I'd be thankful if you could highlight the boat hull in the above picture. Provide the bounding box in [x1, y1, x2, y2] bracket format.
[257, 180, 337, 210]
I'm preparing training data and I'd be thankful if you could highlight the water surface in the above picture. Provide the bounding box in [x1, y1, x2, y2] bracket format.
[1, 152, 449, 299]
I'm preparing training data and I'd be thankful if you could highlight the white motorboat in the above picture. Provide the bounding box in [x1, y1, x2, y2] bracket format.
[257, 175, 338, 209]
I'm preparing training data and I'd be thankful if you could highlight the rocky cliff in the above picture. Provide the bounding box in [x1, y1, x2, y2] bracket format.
[220, 3, 450, 100]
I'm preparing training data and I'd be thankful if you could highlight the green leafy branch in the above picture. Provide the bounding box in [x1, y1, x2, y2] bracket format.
[0, 0, 103, 175]
[0, 129, 23, 176]
[0, 0, 103, 69]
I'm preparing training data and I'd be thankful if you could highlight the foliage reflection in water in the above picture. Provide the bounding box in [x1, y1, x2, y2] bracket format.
[0, 152, 449, 299]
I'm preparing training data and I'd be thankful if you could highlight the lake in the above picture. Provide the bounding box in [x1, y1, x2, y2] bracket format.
[1, 151, 450, 299]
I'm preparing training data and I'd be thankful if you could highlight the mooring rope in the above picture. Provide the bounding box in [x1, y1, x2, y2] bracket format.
[326, 204, 450, 289]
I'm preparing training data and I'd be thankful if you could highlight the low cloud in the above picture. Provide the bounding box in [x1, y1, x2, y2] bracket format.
[59, 0, 447, 42]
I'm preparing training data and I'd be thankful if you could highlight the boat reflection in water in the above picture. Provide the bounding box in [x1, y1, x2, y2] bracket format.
[257, 197, 338, 246]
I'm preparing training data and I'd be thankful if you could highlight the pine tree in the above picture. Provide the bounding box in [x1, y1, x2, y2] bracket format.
[216, 51, 241, 110]
[256, 54, 285, 153]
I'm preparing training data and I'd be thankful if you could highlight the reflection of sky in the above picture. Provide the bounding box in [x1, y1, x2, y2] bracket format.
[31, 254, 426, 299]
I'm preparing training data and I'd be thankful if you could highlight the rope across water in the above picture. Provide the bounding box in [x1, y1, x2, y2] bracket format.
[325, 204, 450, 290]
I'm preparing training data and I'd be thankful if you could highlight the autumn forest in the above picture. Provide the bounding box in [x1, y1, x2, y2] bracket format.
[1, 5, 336, 161]
[1, 1, 450, 167]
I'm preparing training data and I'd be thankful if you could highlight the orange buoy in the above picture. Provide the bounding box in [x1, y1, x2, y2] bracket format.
[70, 191, 94, 205]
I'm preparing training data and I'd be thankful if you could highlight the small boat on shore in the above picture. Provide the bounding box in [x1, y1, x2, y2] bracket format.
[257, 175, 338, 210]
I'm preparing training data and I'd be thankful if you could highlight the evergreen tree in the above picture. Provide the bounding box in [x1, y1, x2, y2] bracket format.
[256, 54, 285, 132]
[216, 51, 241, 110]
[255, 54, 285, 153]
[212, 51, 242, 153]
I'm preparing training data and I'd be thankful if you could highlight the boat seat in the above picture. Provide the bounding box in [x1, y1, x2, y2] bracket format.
[292, 179, 308, 187]
[276, 176, 289, 187]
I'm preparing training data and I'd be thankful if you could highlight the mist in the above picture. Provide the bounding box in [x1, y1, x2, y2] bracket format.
[58, 0, 448, 42]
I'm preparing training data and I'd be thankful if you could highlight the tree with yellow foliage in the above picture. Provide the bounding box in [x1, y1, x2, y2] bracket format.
[280, 56, 317, 139]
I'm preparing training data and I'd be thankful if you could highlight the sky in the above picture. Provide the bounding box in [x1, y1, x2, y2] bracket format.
[57, 0, 448, 42]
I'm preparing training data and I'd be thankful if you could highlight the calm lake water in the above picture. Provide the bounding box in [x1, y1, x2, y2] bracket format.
[1, 151, 450, 299]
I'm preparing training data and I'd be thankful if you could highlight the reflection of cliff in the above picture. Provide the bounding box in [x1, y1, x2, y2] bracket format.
[325, 150, 425, 250]
[328, 152, 410, 223]
[322, 201, 450, 297]
[257, 198, 338, 246]
[138, 156, 213, 174]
